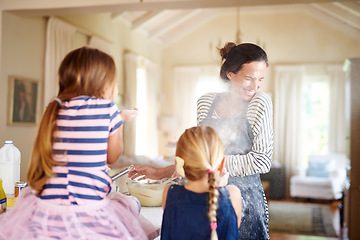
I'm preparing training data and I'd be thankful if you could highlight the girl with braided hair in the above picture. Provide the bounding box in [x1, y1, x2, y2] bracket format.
[161, 126, 241, 240]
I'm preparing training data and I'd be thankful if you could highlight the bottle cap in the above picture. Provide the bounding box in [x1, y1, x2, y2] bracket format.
[5, 141, 13, 144]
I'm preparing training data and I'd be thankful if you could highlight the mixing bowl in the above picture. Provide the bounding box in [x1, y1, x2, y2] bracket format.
[126, 178, 174, 207]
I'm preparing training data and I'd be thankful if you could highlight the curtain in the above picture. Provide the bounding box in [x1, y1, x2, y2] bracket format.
[172, 65, 222, 137]
[274, 65, 304, 194]
[123, 52, 139, 157]
[143, 59, 160, 158]
[327, 65, 347, 154]
[43, 17, 76, 110]
[173, 67, 202, 135]
[123, 52, 159, 158]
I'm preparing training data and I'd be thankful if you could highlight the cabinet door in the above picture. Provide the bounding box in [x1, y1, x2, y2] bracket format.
[343, 58, 360, 240]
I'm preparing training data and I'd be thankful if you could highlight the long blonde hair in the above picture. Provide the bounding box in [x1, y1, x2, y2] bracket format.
[27, 47, 117, 194]
[176, 126, 224, 240]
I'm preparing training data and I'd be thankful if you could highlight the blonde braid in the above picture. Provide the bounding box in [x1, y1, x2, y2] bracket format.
[208, 171, 219, 240]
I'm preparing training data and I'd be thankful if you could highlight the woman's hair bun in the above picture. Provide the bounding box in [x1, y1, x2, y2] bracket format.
[219, 42, 236, 60]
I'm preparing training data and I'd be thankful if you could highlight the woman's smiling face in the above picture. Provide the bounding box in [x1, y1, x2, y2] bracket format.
[227, 61, 267, 102]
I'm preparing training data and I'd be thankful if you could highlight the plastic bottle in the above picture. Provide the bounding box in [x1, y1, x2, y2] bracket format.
[0, 178, 7, 214]
[0, 141, 21, 196]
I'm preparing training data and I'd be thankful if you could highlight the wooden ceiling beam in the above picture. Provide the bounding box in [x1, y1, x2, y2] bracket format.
[132, 10, 164, 30]
[312, 2, 360, 30]
[6, 0, 350, 16]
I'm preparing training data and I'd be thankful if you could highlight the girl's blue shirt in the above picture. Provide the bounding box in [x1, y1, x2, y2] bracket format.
[161, 185, 239, 240]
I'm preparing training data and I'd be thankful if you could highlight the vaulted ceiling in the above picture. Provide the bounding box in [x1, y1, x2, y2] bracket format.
[110, 1, 360, 46]
[7, 0, 360, 46]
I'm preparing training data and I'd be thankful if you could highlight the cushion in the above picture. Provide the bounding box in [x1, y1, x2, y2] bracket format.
[306, 159, 329, 177]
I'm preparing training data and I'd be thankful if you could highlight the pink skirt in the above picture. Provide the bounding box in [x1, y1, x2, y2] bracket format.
[0, 187, 158, 240]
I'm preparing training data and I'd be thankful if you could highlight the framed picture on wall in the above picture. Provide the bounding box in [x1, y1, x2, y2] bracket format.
[7, 76, 40, 126]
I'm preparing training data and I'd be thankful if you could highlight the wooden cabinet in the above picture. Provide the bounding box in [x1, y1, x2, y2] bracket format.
[343, 58, 360, 240]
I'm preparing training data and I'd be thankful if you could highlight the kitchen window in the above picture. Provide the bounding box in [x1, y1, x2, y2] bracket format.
[300, 75, 330, 165]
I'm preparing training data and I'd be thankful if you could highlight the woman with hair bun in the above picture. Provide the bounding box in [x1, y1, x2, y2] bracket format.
[130, 42, 273, 239]
[197, 42, 273, 239]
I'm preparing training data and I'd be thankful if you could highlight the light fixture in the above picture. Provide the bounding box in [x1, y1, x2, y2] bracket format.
[209, 7, 265, 61]
[209, 7, 242, 62]
[235, 7, 242, 44]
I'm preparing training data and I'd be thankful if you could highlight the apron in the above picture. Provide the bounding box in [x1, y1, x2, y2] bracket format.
[199, 93, 269, 240]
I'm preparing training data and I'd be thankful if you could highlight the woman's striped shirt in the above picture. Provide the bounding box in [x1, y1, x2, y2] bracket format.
[39, 96, 123, 205]
[197, 92, 274, 177]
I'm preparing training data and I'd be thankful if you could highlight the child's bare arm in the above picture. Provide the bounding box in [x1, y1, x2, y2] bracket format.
[227, 185, 242, 228]
[107, 109, 138, 165]
[107, 125, 124, 164]
[162, 185, 171, 209]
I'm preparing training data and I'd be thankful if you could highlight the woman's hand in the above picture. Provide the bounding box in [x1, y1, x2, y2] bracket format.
[128, 165, 160, 180]
[128, 165, 176, 180]
[119, 108, 138, 121]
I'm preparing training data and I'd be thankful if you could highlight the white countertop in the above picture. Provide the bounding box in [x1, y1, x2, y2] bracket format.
[141, 206, 163, 230]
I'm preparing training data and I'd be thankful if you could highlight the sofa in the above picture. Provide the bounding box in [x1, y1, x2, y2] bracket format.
[290, 153, 349, 200]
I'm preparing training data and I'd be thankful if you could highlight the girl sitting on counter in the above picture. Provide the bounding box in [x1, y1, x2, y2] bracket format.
[0, 47, 157, 240]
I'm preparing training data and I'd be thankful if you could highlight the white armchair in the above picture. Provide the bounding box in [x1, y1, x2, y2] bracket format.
[290, 153, 349, 200]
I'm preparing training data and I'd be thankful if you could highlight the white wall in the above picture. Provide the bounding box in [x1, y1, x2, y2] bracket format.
[0, 12, 46, 181]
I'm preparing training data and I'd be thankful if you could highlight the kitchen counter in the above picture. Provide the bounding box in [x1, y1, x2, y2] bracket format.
[141, 206, 163, 240]
[141, 206, 163, 230]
